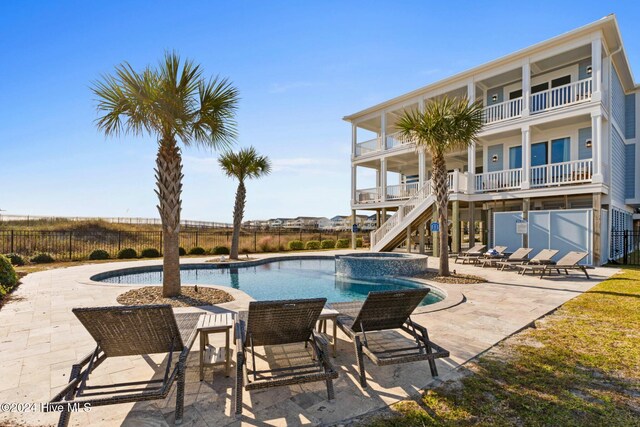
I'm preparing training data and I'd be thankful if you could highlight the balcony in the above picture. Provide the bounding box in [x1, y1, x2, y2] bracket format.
[482, 78, 593, 126]
[355, 137, 381, 156]
[355, 172, 463, 205]
[474, 159, 593, 193]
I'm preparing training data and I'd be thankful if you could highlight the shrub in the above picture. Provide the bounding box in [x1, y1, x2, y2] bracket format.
[117, 248, 137, 259]
[288, 240, 304, 250]
[321, 239, 336, 249]
[336, 238, 350, 248]
[140, 248, 161, 258]
[278, 244, 286, 252]
[212, 246, 230, 255]
[257, 236, 275, 252]
[88, 249, 110, 260]
[4, 253, 25, 266]
[179, 247, 187, 256]
[356, 237, 364, 248]
[241, 247, 251, 255]
[189, 247, 206, 255]
[0, 254, 18, 288]
[31, 253, 55, 264]
[305, 240, 321, 250]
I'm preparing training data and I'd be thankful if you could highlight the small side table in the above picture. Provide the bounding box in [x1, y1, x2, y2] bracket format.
[317, 308, 339, 357]
[197, 313, 234, 381]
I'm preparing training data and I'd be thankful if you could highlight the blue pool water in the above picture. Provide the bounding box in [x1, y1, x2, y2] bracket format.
[99, 258, 442, 305]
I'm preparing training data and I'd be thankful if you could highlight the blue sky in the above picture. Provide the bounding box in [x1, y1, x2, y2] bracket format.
[1, 1, 638, 222]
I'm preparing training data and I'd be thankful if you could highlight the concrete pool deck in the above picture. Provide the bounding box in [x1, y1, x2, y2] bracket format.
[0, 250, 618, 426]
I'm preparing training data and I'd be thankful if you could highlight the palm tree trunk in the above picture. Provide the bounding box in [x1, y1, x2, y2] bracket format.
[230, 181, 246, 260]
[432, 152, 450, 276]
[155, 140, 184, 297]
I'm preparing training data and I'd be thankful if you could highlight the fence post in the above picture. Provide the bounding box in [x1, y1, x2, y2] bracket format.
[118, 231, 121, 253]
[10, 230, 14, 253]
[299, 229, 302, 241]
[254, 231, 257, 252]
[195, 230, 199, 248]
[278, 229, 281, 250]
[159, 231, 163, 255]
[68, 231, 73, 260]
[623, 230, 628, 265]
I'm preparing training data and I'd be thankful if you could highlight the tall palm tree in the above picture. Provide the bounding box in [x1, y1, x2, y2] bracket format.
[92, 52, 239, 297]
[397, 96, 483, 276]
[219, 147, 272, 259]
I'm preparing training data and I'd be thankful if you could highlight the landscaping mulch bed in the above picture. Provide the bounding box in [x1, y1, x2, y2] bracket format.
[117, 286, 234, 307]
[420, 271, 486, 284]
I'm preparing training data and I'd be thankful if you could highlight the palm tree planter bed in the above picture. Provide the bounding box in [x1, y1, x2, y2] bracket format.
[116, 286, 234, 307]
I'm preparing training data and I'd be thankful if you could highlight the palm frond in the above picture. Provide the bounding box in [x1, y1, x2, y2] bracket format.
[218, 147, 271, 183]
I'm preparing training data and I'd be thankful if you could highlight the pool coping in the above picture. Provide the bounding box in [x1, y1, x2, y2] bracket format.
[80, 254, 464, 313]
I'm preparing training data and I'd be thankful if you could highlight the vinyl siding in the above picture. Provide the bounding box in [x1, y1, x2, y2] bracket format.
[578, 127, 592, 160]
[487, 144, 504, 172]
[578, 59, 591, 80]
[611, 127, 626, 203]
[486, 87, 504, 105]
[611, 68, 626, 130]
[625, 144, 636, 199]
[625, 94, 636, 139]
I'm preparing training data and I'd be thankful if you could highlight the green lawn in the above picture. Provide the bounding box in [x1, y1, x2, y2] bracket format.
[364, 268, 640, 427]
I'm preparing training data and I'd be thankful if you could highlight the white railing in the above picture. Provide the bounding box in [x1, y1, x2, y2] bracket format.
[355, 187, 381, 204]
[355, 137, 382, 156]
[530, 78, 592, 113]
[371, 180, 433, 248]
[475, 168, 523, 192]
[385, 131, 414, 149]
[386, 182, 419, 200]
[482, 97, 523, 124]
[530, 159, 593, 187]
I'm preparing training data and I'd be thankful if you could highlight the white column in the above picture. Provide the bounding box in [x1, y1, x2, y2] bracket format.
[591, 112, 603, 183]
[453, 168, 460, 193]
[351, 124, 357, 157]
[351, 165, 357, 204]
[418, 148, 426, 187]
[467, 80, 475, 103]
[521, 126, 531, 189]
[467, 140, 476, 194]
[380, 158, 387, 202]
[380, 112, 387, 150]
[522, 59, 531, 116]
[482, 144, 488, 173]
[592, 38, 602, 102]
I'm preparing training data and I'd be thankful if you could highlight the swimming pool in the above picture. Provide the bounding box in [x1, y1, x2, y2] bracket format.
[97, 258, 443, 306]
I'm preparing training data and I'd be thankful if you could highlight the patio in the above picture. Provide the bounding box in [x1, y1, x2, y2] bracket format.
[0, 252, 616, 426]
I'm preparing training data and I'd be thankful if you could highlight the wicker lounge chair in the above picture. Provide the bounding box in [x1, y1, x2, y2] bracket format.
[48, 305, 202, 427]
[499, 248, 558, 271]
[330, 289, 449, 388]
[471, 246, 509, 266]
[493, 247, 534, 270]
[454, 244, 487, 264]
[235, 298, 337, 416]
[517, 251, 590, 278]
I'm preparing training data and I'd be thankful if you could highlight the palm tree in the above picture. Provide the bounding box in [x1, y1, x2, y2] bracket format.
[219, 147, 272, 259]
[396, 96, 483, 276]
[92, 52, 239, 297]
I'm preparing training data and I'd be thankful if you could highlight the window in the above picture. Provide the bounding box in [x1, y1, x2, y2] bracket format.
[509, 89, 522, 100]
[531, 142, 548, 166]
[509, 146, 522, 169]
[551, 75, 571, 88]
[551, 137, 570, 163]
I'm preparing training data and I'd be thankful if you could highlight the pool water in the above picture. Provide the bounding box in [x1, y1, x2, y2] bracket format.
[100, 259, 442, 306]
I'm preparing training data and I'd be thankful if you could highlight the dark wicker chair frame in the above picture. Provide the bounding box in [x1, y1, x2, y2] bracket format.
[48, 305, 202, 427]
[330, 289, 449, 388]
[235, 298, 338, 416]
[517, 251, 590, 279]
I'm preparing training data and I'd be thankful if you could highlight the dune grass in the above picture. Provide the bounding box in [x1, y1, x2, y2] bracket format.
[363, 268, 640, 426]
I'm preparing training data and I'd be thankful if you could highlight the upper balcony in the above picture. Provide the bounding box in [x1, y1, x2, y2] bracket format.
[352, 41, 605, 160]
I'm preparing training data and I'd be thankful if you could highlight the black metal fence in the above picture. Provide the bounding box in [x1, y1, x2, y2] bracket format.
[610, 230, 640, 265]
[0, 229, 368, 260]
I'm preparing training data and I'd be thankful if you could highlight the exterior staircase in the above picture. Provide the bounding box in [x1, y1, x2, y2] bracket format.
[370, 180, 436, 252]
